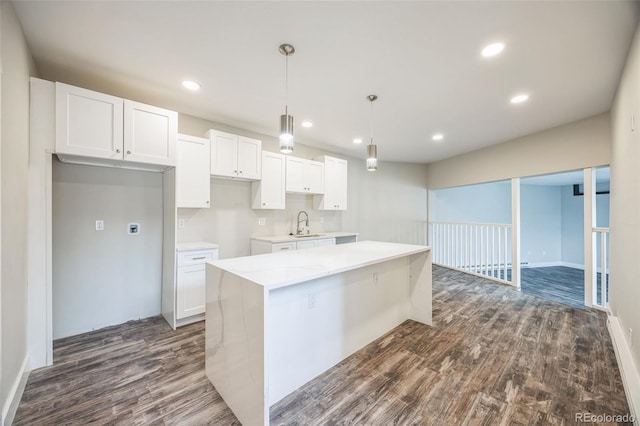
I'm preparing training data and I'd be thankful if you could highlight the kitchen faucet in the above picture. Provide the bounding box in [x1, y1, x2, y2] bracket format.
[296, 211, 309, 235]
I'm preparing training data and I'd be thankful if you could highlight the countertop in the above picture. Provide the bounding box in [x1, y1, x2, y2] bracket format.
[208, 240, 429, 290]
[251, 231, 359, 244]
[176, 242, 219, 251]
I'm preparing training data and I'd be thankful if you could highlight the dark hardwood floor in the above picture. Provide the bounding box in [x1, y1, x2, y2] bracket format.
[14, 266, 629, 425]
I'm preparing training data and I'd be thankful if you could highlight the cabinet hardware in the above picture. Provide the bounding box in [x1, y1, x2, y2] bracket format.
[116, 149, 121, 153]
[126, 150, 131, 154]
[206, 201, 210, 204]
[239, 170, 243, 174]
[192, 256, 207, 260]
[281, 247, 290, 250]
[263, 203, 266, 206]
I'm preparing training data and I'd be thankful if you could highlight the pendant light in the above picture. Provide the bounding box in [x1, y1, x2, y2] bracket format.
[366, 95, 378, 171]
[279, 44, 295, 154]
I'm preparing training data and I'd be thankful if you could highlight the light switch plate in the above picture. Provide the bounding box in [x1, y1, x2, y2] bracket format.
[258, 218, 266, 226]
[178, 219, 186, 229]
[95, 220, 104, 231]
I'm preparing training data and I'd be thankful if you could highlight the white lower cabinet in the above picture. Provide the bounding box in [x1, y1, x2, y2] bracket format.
[176, 246, 218, 322]
[251, 238, 336, 255]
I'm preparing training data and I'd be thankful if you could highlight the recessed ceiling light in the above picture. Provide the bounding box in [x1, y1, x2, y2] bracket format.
[353, 138, 363, 144]
[510, 94, 530, 104]
[301, 120, 313, 128]
[481, 42, 505, 58]
[432, 133, 444, 141]
[182, 80, 201, 91]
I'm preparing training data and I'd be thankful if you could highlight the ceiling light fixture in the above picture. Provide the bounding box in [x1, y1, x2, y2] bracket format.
[182, 80, 201, 91]
[510, 93, 530, 104]
[279, 43, 295, 154]
[481, 42, 505, 58]
[301, 120, 313, 128]
[432, 133, 444, 141]
[366, 95, 378, 172]
[353, 138, 363, 144]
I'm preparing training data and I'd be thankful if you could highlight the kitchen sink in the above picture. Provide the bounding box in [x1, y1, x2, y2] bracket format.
[293, 234, 322, 238]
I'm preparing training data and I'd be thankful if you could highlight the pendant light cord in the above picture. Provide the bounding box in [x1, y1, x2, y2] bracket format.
[370, 98, 374, 146]
[284, 52, 289, 115]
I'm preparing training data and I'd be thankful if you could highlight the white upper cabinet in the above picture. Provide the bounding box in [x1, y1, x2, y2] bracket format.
[176, 134, 211, 209]
[237, 136, 262, 179]
[252, 151, 286, 209]
[207, 129, 262, 180]
[314, 156, 348, 210]
[124, 100, 177, 166]
[285, 156, 324, 194]
[56, 82, 124, 159]
[55, 82, 177, 169]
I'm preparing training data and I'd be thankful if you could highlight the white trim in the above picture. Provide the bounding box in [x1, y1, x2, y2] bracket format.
[2, 354, 30, 426]
[607, 316, 639, 424]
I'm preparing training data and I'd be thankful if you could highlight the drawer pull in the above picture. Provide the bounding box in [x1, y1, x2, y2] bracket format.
[191, 256, 207, 260]
[281, 247, 290, 250]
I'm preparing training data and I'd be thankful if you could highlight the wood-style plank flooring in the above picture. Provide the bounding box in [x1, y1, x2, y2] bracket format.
[15, 266, 629, 425]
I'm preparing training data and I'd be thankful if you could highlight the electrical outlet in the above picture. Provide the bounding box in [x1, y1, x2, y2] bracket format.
[95, 220, 104, 231]
[308, 293, 317, 309]
[178, 219, 186, 229]
[258, 217, 266, 226]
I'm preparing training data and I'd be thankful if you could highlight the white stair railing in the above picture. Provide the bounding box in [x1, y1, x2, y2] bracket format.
[593, 227, 610, 309]
[429, 221, 512, 285]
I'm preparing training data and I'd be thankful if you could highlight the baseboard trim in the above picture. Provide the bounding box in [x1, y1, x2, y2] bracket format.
[2, 354, 30, 426]
[607, 316, 639, 424]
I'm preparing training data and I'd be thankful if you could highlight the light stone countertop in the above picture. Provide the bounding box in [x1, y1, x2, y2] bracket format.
[250, 231, 359, 244]
[208, 240, 429, 290]
[176, 242, 219, 251]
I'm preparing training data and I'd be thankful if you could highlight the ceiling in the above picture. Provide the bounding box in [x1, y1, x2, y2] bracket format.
[12, 1, 640, 164]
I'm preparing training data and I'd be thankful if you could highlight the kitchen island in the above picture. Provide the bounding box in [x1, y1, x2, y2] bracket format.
[205, 241, 432, 426]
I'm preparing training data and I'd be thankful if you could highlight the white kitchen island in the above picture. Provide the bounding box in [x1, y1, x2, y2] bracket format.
[205, 241, 432, 426]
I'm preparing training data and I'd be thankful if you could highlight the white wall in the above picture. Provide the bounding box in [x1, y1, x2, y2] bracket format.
[426, 113, 611, 190]
[428, 181, 511, 224]
[1, 1, 38, 423]
[520, 185, 562, 266]
[610, 20, 640, 373]
[52, 160, 163, 339]
[560, 183, 610, 266]
[178, 114, 429, 258]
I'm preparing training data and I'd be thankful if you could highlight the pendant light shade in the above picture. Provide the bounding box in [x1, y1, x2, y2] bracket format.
[279, 44, 295, 154]
[366, 94, 378, 171]
[367, 144, 378, 171]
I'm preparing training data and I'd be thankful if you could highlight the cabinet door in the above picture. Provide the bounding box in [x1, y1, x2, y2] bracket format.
[55, 82, 124, 159]
[296, 240, 317, 250]
[316, 238, 336, 247]
[237, 136, 262, 179]
[252, 151, 285, 209]
[305, 160, 325, 194]
[176, 264, 206, 319]
[176, 135, 211, 208]
[285, 157, 306, 192]
[123, 100, 177, 166]
[209, 130, 238, 177]
[334, 158, 348, 210]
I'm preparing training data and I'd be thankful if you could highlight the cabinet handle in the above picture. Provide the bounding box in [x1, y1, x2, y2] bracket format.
[239, 170, 243, 174]
[281, 247, 290, 250]
[206, 201, 210, 204]
[192, 256, 207, 260]
[116, 149, 121, 153]
[262, 203, 266, 206]
[234, 170, 238, 174]
[126, 150, 131, 155]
